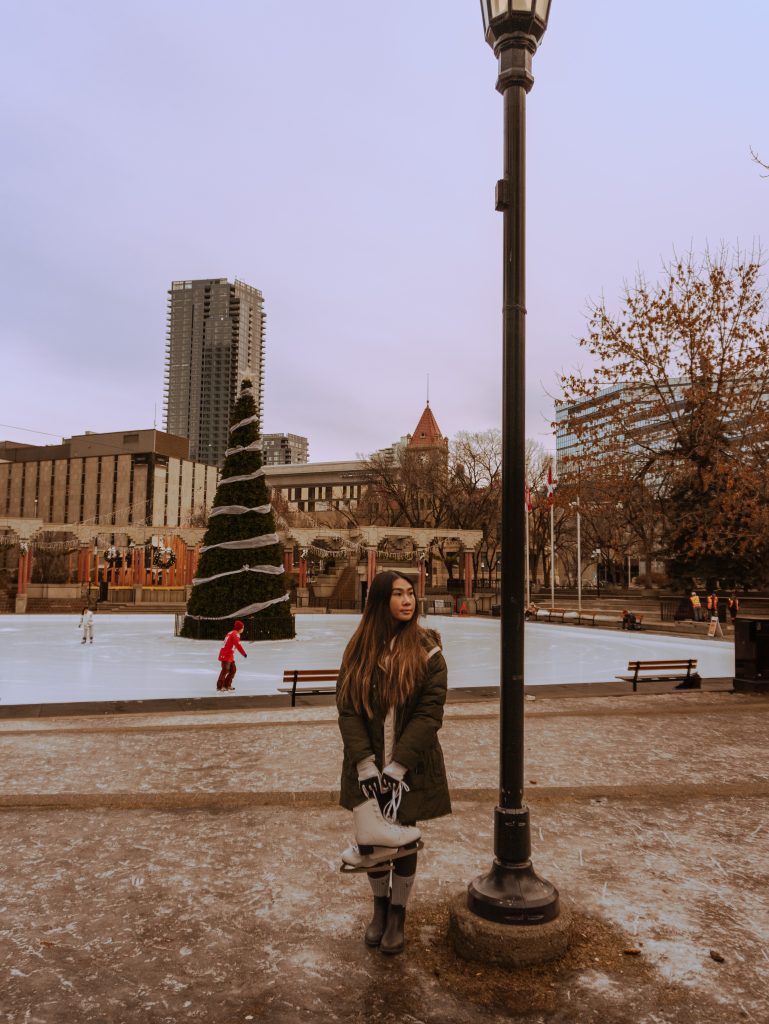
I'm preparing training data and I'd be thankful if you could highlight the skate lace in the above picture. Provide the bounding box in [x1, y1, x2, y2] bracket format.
[382, 780, 410, 824]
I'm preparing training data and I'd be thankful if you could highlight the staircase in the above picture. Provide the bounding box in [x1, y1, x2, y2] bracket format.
[327, 565, 359, 610]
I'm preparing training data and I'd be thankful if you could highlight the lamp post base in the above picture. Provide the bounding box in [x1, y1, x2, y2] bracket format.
[449, 890, 571, 967]
[467, 859, 561, 924]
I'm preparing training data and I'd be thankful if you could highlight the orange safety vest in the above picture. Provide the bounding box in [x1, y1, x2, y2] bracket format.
[690, 595, 701, 609]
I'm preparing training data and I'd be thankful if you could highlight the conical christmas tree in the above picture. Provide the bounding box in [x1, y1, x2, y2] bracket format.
[181, 380, 295, 640]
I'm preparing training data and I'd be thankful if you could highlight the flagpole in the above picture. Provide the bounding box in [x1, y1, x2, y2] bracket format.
[549, 502, 555, 608]
[575, 499, 582, 613]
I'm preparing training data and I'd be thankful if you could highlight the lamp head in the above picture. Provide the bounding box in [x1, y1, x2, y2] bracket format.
[481, 0, 552, 47]
[480, 0, 552, 92]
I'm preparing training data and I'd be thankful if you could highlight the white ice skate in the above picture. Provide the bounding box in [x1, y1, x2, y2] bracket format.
[340, 840, 424, 872]
[339, 796, 422, 874]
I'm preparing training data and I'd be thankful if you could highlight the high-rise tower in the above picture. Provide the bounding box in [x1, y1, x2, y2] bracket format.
[164, 278, 265, 466]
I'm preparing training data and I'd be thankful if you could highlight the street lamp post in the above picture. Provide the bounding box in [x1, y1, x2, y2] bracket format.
[469, 0, 559, 925]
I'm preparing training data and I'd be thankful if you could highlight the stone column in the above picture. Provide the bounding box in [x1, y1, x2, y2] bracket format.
[15, 549, 29, 613]
[366, 547, 377, 589]
[417, 551, 427, 599]
[464, 550, 474, 600]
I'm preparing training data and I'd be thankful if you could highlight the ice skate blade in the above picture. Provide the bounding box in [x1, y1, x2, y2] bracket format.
[340, 840, 423, 873]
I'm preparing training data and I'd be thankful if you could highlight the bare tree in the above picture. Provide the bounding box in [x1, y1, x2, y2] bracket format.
[559, 246, 769, 586]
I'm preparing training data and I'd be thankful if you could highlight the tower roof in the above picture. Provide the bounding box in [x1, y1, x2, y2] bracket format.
[408, 403, 447, 448]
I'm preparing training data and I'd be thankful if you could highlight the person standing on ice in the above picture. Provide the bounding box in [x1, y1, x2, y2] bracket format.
[336, 571, 451, 956]
[216, 620, 247, 692]
[78, 607, 94, 644]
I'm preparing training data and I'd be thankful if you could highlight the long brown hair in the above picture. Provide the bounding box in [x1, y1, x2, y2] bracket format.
[338, 571, 428, 717]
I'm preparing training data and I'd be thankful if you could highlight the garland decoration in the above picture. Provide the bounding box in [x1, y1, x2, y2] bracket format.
[104, 545, 119, 564]
[153, 547, 176, 569]
[229, 414, 259, 433]
[200, 534, 279, 554]
[192, 563, 284, 586]
[224, 440, 262, 458]
[217, 468, 266, 487]
[185, 592, 290, 620]
[208, 503, 271, 518]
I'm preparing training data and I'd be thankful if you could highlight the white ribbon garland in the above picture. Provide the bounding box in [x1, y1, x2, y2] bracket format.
[224, 440, 263, 458]
[200, 533, 279, 554]
[218, 468, 266, 487]
[192, 563, 284, 586]
[186, 592, 290, 620]
[209, 503, 271, 517]
[229, 414, 259, 433]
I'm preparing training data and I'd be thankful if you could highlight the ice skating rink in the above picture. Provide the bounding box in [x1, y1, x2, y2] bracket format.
[0, 613, 735, 707]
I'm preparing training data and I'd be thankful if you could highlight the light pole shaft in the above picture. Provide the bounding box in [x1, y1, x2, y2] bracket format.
[467, 16, 560, 926]
[499, 80, 527, 814]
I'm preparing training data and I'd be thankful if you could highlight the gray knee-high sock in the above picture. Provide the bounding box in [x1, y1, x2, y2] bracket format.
[390, 872, 415, 907]
[368, 873, 390, 898]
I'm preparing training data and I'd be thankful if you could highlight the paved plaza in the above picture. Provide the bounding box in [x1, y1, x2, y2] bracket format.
[1, 686, 768, 1023]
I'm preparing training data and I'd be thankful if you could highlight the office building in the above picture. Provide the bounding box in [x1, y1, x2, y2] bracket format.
[0, 430, 218, 528]
[262, 433, 309, 466]
[164, 278, 265, 466]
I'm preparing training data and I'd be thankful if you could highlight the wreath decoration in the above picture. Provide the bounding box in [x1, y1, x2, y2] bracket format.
[104, 545, 119, 564]
[153, 547, 176, 570]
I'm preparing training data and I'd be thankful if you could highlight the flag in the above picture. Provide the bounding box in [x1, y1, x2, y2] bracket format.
[525, 484, 532, 513]
[546, 463, 557, 506]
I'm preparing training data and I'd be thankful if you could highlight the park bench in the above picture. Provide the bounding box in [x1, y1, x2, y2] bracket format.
[578, 610, 644, 630]
[278, 669, 338, 707]
[536, 607, 574, 623]
[616, 658, 697, 693]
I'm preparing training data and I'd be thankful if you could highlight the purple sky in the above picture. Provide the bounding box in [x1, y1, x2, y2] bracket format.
[1, 2, 766, 463]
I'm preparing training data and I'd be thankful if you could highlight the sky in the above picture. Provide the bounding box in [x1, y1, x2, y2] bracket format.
[1, 1, 767, 464]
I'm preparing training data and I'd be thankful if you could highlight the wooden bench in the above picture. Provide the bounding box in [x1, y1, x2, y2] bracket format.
[578, 610, 644, 629]
[278, 669, 338, 707]
[616, 659, 697, 693]
[536, 607, 572, 623]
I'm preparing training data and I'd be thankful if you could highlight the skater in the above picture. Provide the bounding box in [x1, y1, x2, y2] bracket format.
[337, 571, 451, 956]
[216, 620, 247, 691]
[78, 607, 94, 644]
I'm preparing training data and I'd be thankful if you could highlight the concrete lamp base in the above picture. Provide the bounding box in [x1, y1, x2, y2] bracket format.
[448, 892, 572, 968]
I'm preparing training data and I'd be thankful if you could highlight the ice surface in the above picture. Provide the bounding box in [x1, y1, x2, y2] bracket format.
[0, 614, 734, 706]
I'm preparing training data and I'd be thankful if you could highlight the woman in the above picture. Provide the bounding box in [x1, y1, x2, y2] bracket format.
[337, 571, 451, 956]
[216, 620, 247, 692]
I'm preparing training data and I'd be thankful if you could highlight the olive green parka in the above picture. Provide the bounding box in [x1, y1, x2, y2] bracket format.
[337, 628, 451, 823]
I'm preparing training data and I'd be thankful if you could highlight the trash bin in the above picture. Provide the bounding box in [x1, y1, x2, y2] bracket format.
[734, 618, 769, 692]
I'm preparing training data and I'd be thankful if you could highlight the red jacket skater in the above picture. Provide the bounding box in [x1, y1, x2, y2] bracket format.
[219, 627, 246, 662]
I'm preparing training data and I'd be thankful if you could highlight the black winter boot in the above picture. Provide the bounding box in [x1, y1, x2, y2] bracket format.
[364, 896, 389, 947]
[379, 903, 406, 955]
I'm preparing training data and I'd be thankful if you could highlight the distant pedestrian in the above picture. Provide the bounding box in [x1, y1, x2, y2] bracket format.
[689, 592, 703, 622]
[707, 593, 719, 620]
[216, 620, 247, 692]
[728, 595, 740, 624]
[78, 607, 94, 644]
